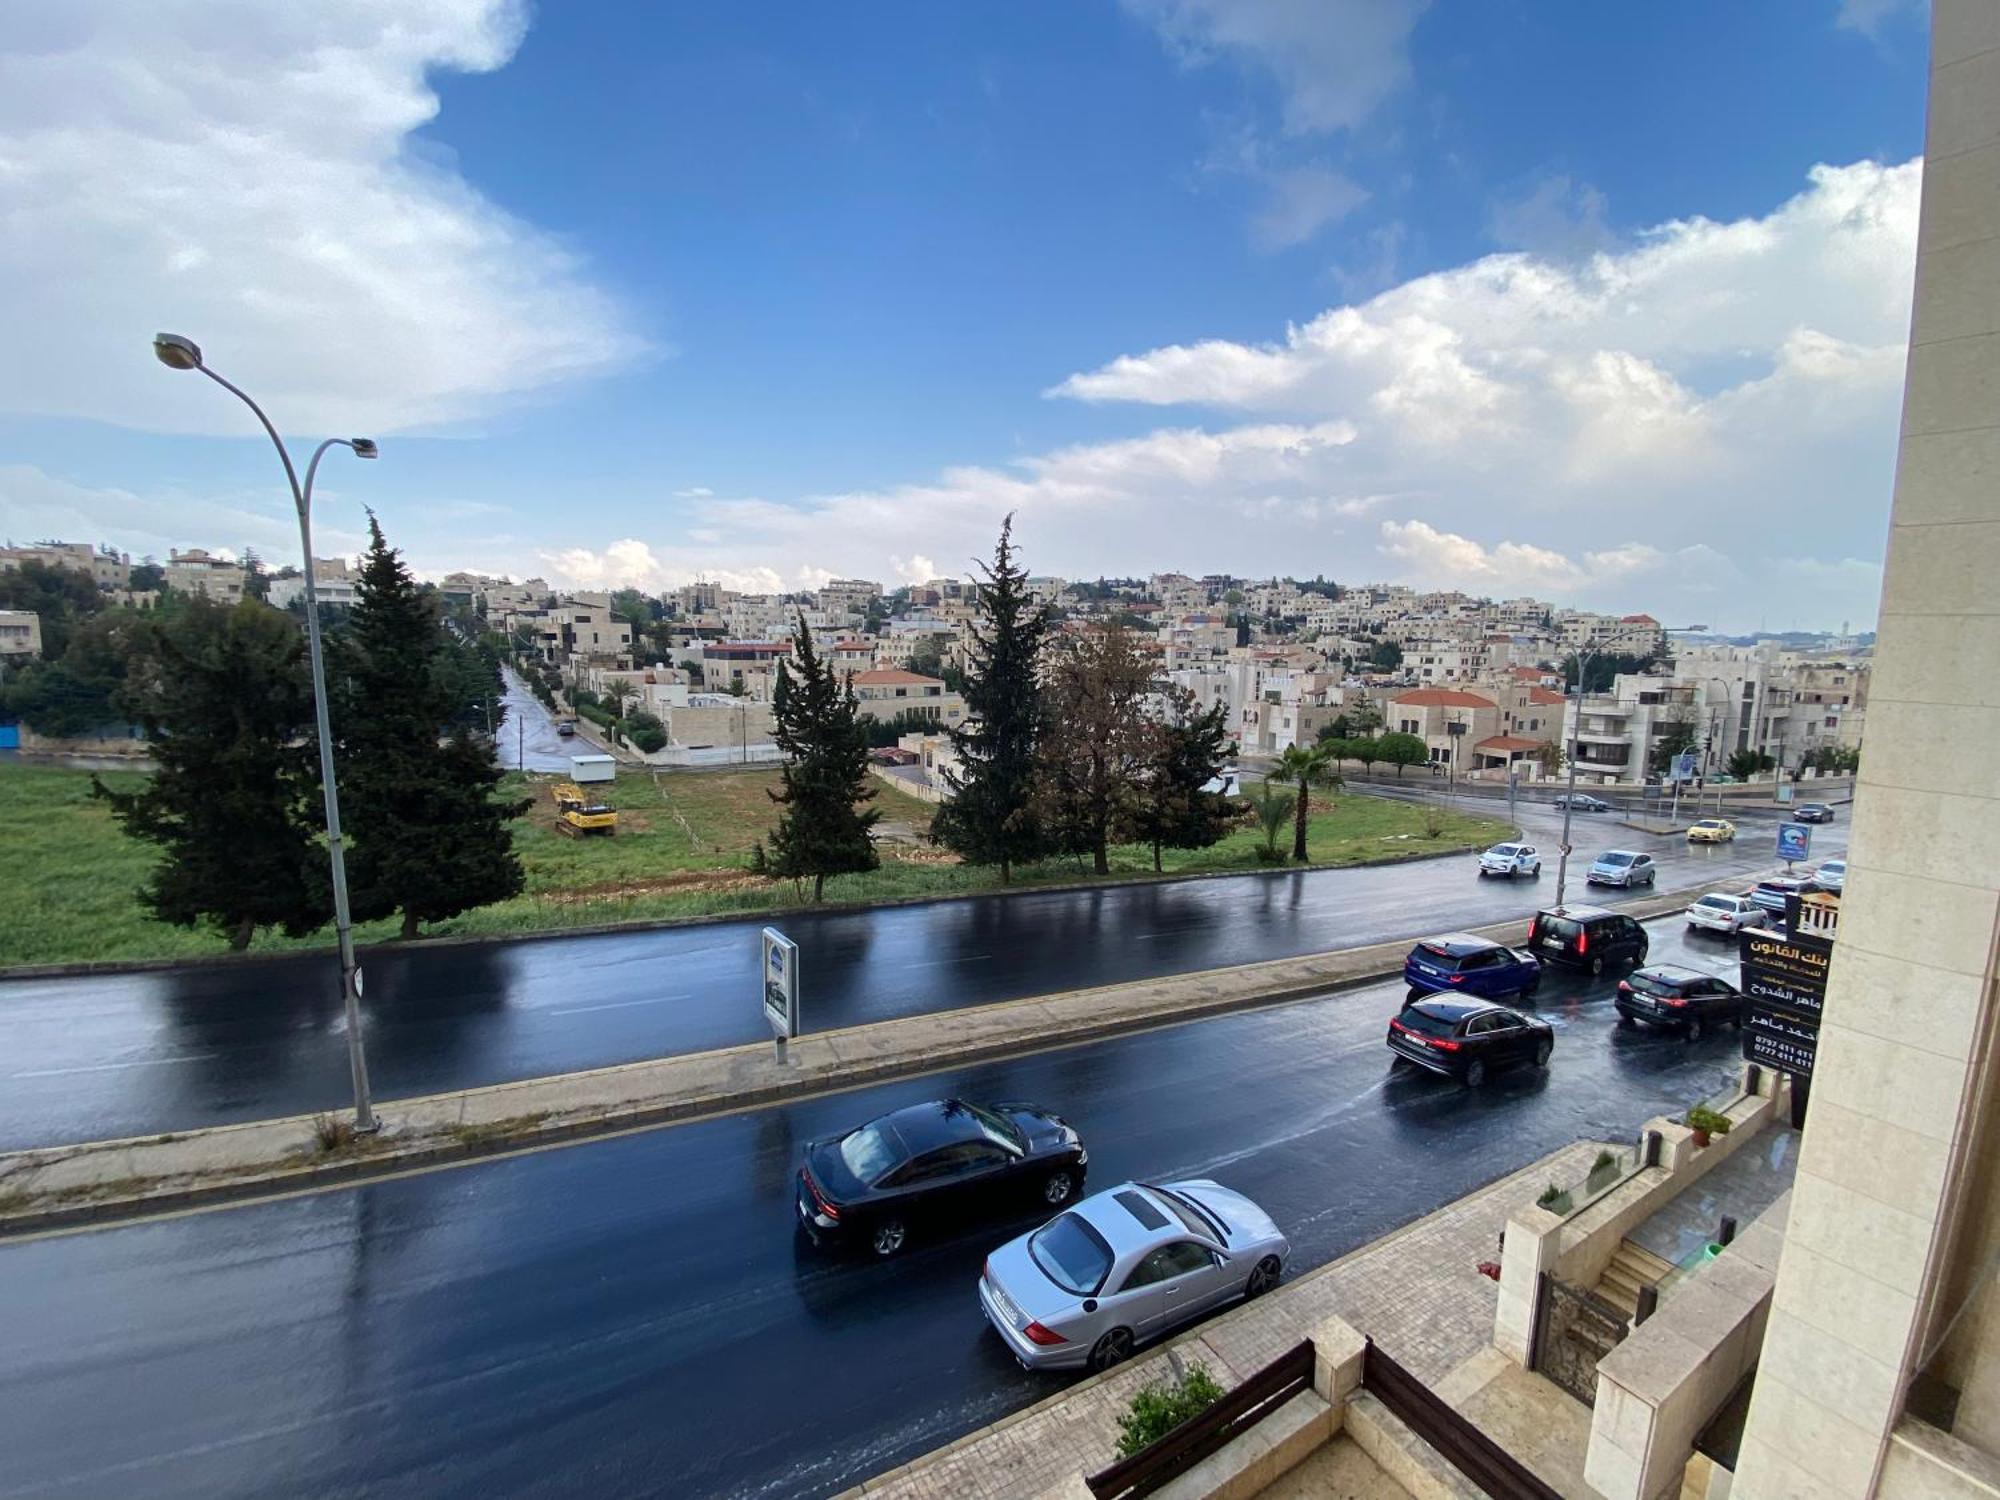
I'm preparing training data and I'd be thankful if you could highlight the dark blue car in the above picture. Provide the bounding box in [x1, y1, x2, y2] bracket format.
[1403, 933, 1542, 1002]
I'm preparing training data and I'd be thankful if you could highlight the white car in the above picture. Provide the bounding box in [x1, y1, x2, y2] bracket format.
[1814, 859, 1846, 893]
[1686, 892, 1767, 935]
[1478, 843, 1542, 878]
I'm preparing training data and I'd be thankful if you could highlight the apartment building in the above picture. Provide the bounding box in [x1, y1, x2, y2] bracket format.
[0, 541, 130, 590]
[0, 610, 42, 660]
[816, 578, 881, 620]
[162, 548, 246, 602]
[267, 557, 359, 611]
[847, 669, 965, 727]
[701, 640, 788, 695]
[519, 599, 633, 667]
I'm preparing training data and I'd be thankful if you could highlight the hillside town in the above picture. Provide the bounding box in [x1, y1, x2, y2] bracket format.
[1, 537, 1869, 793]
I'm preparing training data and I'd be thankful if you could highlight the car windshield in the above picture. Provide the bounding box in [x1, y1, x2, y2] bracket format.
[1489, 845, 1521, 857]
[1822, 861, 1845, 873]
[1028, 1212, 1114, 1296]
[961, 1101, 1025, 1154]
[1695, 821, 1722, 830]
[1626, 973, 1679, 997]
[1543, 916, 1582, 943]
[1599, 853, 1633, 866]
[1696, 896, 1734, 911]
[837, 1122, 904, 1184]
[1397, 1006, 1458, 1038]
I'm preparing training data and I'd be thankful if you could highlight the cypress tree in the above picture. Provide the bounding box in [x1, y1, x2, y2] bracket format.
[932, 515, 1052, 882]
[753, 614, 880, 900]
[337, 517, 529, 938]
[94, 598, 329, 950]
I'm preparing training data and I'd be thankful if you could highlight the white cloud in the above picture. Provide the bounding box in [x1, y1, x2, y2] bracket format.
[1835, 0, 1925, 37]
[1487, 175, 1613, 259]
[1252, 165, 1371, 251]
[1125, 0, 1429, 136]
[0, 2, 644, 437]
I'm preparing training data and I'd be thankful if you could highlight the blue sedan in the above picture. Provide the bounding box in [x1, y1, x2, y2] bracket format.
[1402, 933, 1542, 1002]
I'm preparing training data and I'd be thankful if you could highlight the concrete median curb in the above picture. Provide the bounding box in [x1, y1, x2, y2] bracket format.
[0, 874, 1754, 1237]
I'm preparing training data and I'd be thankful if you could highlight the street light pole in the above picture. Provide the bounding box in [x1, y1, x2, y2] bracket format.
[153, 333, 380, 1133]
[1552, 644, 1596, 910]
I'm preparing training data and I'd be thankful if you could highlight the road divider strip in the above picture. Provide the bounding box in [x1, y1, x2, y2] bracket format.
[0, 875, 1766, 1237]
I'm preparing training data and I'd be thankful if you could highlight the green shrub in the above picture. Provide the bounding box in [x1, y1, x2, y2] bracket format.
[1685, 1105, 1733, 1137]
[1537, 1183, 1573, 1213]
[1592, 1149, 1618, 1172]
[626, 710, 667, 754]
[1116, 1363, 1226, 1459]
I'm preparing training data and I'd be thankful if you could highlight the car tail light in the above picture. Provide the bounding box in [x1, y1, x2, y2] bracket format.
[1432, 1037, 1462, 1052]
[1664, 997, 1687, 1008]
[803, 1167, 840, 1220]
[1577, 931, 1589, 956]
[1388, 1018, 1406, 1034]
[1448, 974, 1465, 984]
[1023, 1320, 1068, 1346]
[1527, 918, 1539, 944]
[1617, 980, 1630, 994]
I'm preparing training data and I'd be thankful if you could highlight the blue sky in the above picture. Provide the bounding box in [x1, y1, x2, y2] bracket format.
[0, 1, 1934, 631]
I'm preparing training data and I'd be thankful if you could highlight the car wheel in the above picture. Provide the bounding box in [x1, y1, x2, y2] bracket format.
[1462, 1059, 1487, 1088]
[1246, 1256, 1282, 1298]
[871, 1220, 908, 1258]
[1617, 1012, 1635, 1028]
[1686, 1018, 1705, 1043]
[1042, 1170, 1077, 1207]
[1589, 955, 1605, 977]
[1089, 1328, 1135, 1372]
[1532, 863, 1542, 878]
[1534, 1038, 1552, 1068]
[1522, 974, 1541, 998]
[1647, 870, 1657, 886]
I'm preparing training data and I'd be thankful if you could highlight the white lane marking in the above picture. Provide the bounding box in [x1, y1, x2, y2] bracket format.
[12, 1053, 220, 1079]
[545, 994, 691, 1017]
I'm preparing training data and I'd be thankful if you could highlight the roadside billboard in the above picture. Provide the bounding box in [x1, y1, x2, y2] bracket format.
[1775, 822, 1812, 864]
[761, 927, 800, 1041]
[1739, 928, 1831, 1079]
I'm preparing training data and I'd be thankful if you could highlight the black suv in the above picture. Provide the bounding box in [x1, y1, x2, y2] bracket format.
[1386, 997, 1554, 1087]
[1615, 965, 1745, 1040]
[1527, 905, 1649, 976]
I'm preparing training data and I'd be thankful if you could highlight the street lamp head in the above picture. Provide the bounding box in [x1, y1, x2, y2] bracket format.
[152, 332, 203, 371]
[349, 438, 379, 459]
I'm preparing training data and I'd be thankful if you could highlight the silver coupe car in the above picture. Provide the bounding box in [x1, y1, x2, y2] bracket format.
[978, 1179, 1289, 1372]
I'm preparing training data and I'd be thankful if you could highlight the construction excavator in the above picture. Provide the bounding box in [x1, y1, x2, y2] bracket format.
[551, 781, 618, 837]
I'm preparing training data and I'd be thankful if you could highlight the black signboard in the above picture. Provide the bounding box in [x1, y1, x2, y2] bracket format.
[1739, 928, 1832, 1077]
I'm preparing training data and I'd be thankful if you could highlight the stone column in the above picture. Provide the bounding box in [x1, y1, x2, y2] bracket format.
[1733, 5, 2000, 1495]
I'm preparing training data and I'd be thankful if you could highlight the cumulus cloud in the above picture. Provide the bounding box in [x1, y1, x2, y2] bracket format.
[0, 1, 644, 437]
[1124, 0, 1429, 136]
[0, 464, 371, 563]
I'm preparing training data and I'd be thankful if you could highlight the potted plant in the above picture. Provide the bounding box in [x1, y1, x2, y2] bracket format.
[1685, 1105, 1733, 1148]
[1586, 1149, 1621, 1194]
[1537, 1182, 1573, 1214]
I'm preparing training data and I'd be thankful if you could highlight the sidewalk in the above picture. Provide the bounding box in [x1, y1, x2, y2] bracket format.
[839, 1138, 1607, 1500]
[0, 879, 1732, 1236]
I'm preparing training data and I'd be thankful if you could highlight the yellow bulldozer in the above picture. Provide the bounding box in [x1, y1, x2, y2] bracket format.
[551, 781, 618, 837]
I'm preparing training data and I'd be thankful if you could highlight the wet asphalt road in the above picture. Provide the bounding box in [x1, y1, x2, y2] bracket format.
[0, 805, 1838, 1148]
[0, 915, 1760, 1500]
[497, 667, 577, 774]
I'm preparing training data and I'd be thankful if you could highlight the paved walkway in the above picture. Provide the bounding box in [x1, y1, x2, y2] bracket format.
[843, 1139, 1605, 1500]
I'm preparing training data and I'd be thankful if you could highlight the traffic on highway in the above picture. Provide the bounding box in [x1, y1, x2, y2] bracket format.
[0, 907, 1774, 1500]
[0, 796, 1843, 1149]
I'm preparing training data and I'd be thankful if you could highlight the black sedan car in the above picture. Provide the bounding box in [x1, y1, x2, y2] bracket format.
[1615, 965, 1745, 1040]
[1554, 793, 1611, 813]
[1793, 803, 1836, 823]
[1386, 997, 1553, 1087]
[797, 1098, 1087, 1257]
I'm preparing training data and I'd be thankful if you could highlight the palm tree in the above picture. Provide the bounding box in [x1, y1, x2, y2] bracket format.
[1268, 743, 1342, 863]
[1245, 782, 1297, 861]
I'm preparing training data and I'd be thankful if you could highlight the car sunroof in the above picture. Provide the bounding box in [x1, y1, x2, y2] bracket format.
[1114, 1190, 1168, 1231]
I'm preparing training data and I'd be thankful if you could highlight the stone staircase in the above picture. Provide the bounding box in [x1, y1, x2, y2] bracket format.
[1594, 1241, 1676, 1320]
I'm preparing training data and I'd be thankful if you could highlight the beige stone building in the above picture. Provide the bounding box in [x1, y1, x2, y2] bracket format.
[162, 548, 246, 602]
[0, 609, 42, 660]
[847, 668, 965, 727]
[0, 540, 129, 590]
[1729, 8, 2000, 1494]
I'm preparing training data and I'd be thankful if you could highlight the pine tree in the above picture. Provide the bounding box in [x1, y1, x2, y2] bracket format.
[753, 613, 880, 899]
[1122, 686, 1234, 872]
[932, 516, 1052, 882]
[336, 517, 529, 938]
[94, 598, 329, 950]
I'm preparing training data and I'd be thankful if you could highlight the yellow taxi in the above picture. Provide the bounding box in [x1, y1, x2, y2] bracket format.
[1686, 817, 1737, 844]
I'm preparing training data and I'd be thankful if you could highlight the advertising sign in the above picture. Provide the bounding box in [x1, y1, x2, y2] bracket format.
[761, 927, 800, 1041]
[1739, 928, 1831, 1078]
[1775, 822, 1812, 864]
[1671, 751, 1698, 784]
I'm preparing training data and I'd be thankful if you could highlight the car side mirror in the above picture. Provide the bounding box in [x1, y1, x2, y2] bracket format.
[1082, 1299, 1098, 1314]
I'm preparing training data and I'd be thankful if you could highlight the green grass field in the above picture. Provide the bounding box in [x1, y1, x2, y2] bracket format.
[0, 761, 1512, 967]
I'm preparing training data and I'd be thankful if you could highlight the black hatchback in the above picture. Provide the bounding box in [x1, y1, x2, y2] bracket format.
[1528, 905, 1649, 976]
[1387, 997, 1554, 1087]
[1615, 966, 1745, 1040]
[797, 1099, 1087, 1257]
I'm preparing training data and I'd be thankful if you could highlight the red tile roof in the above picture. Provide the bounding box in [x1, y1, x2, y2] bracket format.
[1510, 666, 1546, 681]
[1390, 688, 1496, 708]
[1525, 687, 1568, 705]
[1476, 735, 1545, 753]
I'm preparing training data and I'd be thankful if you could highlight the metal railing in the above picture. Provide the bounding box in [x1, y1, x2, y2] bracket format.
[1085, 1341, 1315, 1500]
